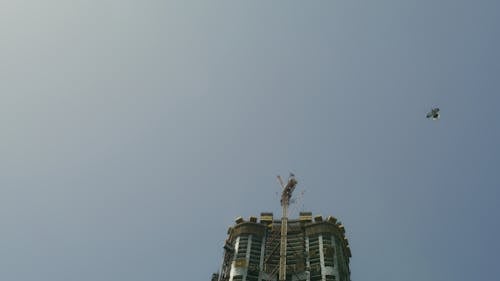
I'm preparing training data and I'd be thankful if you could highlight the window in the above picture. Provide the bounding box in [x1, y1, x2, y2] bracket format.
[236, 236, 248, 258]
[308, 235, 321, 275]
[232, 275, 243, 281]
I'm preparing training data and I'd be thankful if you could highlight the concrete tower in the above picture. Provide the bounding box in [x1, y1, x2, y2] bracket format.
[216, 212, 352, 281]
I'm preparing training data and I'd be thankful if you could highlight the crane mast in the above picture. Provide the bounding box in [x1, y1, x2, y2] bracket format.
[277, 174, 297, 281]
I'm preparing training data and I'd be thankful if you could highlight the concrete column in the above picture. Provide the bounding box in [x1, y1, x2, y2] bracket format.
[331, 235, 340, 280]
[318, 235, 325, 281]
[244, 235, 253, 281]
[230, 236, 241, 281]
[259, 235, 266, 281]
[305, 236, 310, 281]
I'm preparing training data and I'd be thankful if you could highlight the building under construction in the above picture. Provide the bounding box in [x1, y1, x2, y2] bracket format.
[213, 175, 352, 281]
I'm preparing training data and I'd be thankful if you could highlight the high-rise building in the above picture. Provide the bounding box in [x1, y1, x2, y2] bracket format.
[215, 212, 352, 281]
[213, 175, 352, 281]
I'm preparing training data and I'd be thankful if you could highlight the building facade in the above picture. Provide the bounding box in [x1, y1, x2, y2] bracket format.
[216, 212, 352, 281]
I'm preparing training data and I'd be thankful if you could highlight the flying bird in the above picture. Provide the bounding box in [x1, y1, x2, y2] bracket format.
[426, 107, 440, 120]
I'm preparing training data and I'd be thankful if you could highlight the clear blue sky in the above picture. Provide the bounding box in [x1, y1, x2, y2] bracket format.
[1, 1, 499, 280]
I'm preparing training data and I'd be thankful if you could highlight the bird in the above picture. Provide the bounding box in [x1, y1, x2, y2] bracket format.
[426, 107, 440, 120]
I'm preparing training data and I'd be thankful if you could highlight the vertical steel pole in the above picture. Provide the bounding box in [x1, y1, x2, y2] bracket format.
[279, 203, 288, 281]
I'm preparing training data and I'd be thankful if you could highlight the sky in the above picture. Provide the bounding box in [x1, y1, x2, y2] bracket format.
[1, 1, 499, 280]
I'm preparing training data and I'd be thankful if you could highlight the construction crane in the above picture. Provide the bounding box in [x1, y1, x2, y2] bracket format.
[277, 173, 297, 281]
